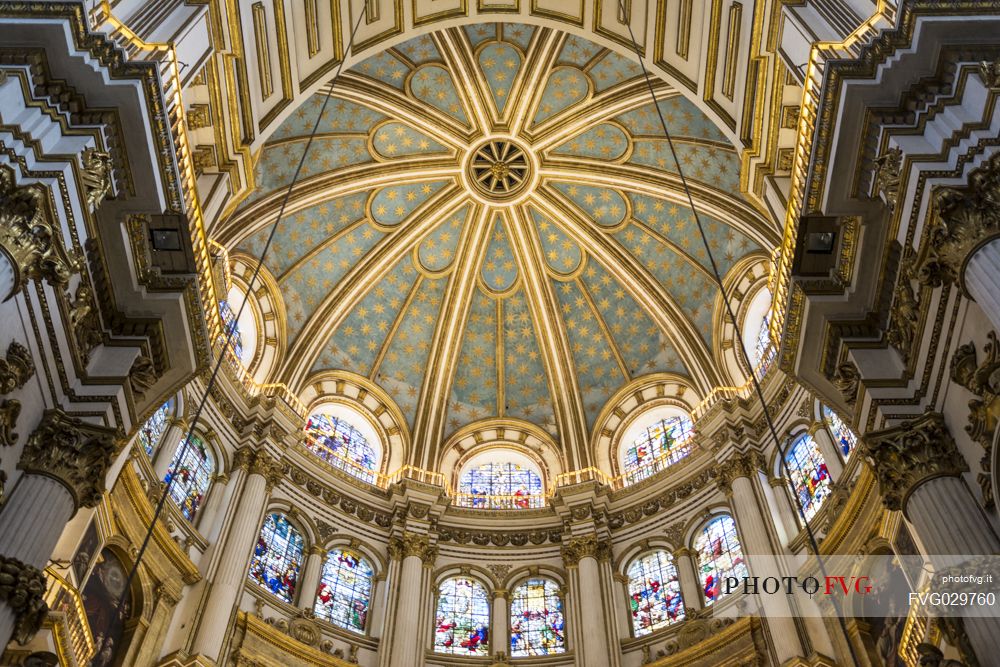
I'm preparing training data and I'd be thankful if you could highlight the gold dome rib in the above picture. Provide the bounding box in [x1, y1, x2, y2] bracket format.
[506, 28, 563, 137]
[435, 28, 495, 134]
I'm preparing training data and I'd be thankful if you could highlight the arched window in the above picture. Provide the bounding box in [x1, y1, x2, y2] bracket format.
[784, 433, 832, 522]
[433, 577, 490, 655]
[137, 399, 172, 458]
[248, 513, 305, 603]
[304, 412, 379, 484]
[621, 414, 694, 485]
[314, 548, 375, 633]
[164, 435, 213, 522]
[822, 404, 857, 459]
[695, 515, 747, 605]
[456, 460, 544, 509]
[626, 550, 685, 636]
[742, 287, 775, 376]
[218, 286, 258, 368]
[218, 298, 244, 362]
[510, 578, 565, 656]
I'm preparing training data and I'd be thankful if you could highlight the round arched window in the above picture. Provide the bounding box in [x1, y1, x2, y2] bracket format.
[303, 406, 382, 484]
[218, 286, 258, 368]
[455, 450, 544, 509]
[619, 409, 694, 485]
[742, 287, 774, 376]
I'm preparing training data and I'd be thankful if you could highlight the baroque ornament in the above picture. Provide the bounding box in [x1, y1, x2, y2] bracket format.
[0, 165, 77, 300]
[128, 355, 158, 395]
[388, 531, 437, 565]
[0, 399, 21, 447]
[0, 554, 48, 645]
[886, 246, 921, 364]
[80, 148, 113, 210]
[949, 332, 1000, 509]
[860, 412, 967, 512]
[831, 361, 860, 406]
[873, 146, 903, 210]
[18, 408, 119, 509]
[0, 340, 34, 394]
[560, 534, 612, 567]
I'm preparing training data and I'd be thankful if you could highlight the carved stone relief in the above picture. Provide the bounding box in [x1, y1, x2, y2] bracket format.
[950, 332, 1000, 509]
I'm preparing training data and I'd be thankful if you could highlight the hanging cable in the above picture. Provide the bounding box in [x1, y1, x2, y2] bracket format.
[90, 10, 369, 666]
[613, 3, 861, 665]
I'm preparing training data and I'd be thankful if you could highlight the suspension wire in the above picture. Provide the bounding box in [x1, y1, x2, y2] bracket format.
[613, 3, 861, 665]
[90, 10, 369, 666]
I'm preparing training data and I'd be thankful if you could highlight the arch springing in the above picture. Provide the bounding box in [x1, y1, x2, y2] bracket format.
[785, 433, 832, 522]
[304, 413, 379, 484]
[164, 435, 212, 522]
[695, 515, 747, 605]
[138, 399, 172, 457]
[433, 577, 490, 655]
[822, 404, 857, 459]
[248, 513, 305, 603]
[621, 415, 694, 485]
[626, 550, 685, 636]
[456, 461, 544, 509]
[510, 578, 565, 655]
[314, 548, 374, 633]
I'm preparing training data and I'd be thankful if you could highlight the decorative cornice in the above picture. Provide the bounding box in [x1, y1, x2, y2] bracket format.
[860, 412, 968, 512]
[18, 409, 119, 509]
[0, 340, 34, 394]
[388, 532, 437, 565]
[560, 534, 612, 567]
[0, 555, 48, 645]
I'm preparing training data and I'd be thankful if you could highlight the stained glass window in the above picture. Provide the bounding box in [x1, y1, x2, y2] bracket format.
[137, 399, 172, 458]
[621, 415, 694, 485]
[433, 577, 490, 655]
[314, 548, 374, 633]
[304, 413, 379, 484]
[510, 578, 565, 656]
[248, 513, 304, 603]
[695, 515, 748, 605]
[164, 435, 213, 522]
[822, 404, 857, 459]
[753, 310, 776, 376]
[456, 462, 544, 509]
[218, 299, 244, 362]
[627, 551, 685, 636]
[784, 434, 832, 522]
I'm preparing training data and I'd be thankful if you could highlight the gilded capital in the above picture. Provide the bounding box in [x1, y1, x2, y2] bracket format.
[249, 449, 283, 491]
[0, 554, 48, 644]
[389, 532, 437, 565]
[18, 409, 119, 509]
[560, 534, 612, 567]
[860, 412, 968, 511]
[721, 450, 765, 485]
[0, 340, 34, 395]
[233, 445, 254, 472]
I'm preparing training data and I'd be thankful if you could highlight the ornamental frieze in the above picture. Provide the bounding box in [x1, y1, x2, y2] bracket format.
[860, 412, 968, 512]
[0, 555, 47, 645]
[949, 331, 1000, 509]
[18, 408, 119, 509]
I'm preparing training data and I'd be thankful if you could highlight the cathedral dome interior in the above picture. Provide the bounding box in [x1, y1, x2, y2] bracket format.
[1, 2, 999, 667]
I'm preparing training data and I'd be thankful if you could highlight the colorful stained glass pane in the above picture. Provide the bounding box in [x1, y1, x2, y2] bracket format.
[164, 435, 212, 522]
[753, 311, 775, 377]
[304, 413, 379, 484]
[456, 462, 544, 509]
[695, 515, 747, 605]
[138, 399, 171, 457]
[218, 299, 244, 362]
[785, 434, 832, 522]
[822, 405, 857, 459]
[248, 513, 304, 603]
[510, 578, 565, 655]
[621, 416, 694, 485]
[314, 549, 374, 633]
[433, 577, 490, 655]
[627, 551, 685, 636]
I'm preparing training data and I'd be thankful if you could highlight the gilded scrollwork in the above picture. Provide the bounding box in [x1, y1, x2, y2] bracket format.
[860, 412, 968, 512]
[0, 554, 48, 645]
[831, 361, 860, 406]
[949, 332, 1000, 509]
[873, 146, 903, 209]
[886, 247, 921, 364]
[18, 408, 119, 509]
[67, 283, 102, 362]
[980, 58, 1000, 89]
[0, 399, 21, 447]
[0, 340, 34, 394]
[388, 531, 437, 565]
[80, 148, 113, 211]
[560, 534, 612, 567]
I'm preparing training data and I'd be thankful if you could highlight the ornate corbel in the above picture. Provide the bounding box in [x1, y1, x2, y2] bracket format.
[66, 282, 103, 363]
[860, 412, 968, 512]
[0, 555, 48, 644]
[0, 399, 20, 447]
[128, 355, 158, 396]
[886, 246, 921, 364]
[18, 408, 120, 509]
[873, 146, 903, 210]
[831, 361, 860, 406]
[80, 148, 113, 211]
[0, 340, 34, 394]
[0, 165, 77, 300]
[949, 332, 1000, 509]
[980, 58, 1000, 89]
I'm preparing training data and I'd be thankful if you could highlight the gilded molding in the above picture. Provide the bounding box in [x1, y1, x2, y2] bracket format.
[0, 340, 34, 394]
[0, 399, 20, 447]
[981, 58, 1000, 89]
[872, 146, 902, 209]
[18, 408, 119, 509]
[949, 331, 1000, 509]
[249, 449, 283, 491]
[80, 148, 113, 211]
[560, 534, 612, 567]
[0, 554, 48, 645]
[860, 412, 968, 512]
[388, 532, 437, 565]
[886, 247, 921, 365]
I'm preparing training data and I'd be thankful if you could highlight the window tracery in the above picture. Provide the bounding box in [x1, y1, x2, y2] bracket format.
[621, 415, 694, 485]
[784, 433, 832, 522]
[164, 434, 212, 522]
[304, 412, 379, 484]
[822, 404, 857, 459]
[433, 577, 490, 655]
[248, 513, 305, 603]
[626, 550, 685, 636]
[456, 461, 544, 509]
[138, 399, 172, 458]
[510, 578, 565, 655]
[314, 548, 374, 633]
[695, 515, 747, 605]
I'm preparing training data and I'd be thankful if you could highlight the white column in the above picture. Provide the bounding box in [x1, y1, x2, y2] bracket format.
[810, 425, 844, 481]
[152, 419, 186, 480]
[673, 548, 702, 612]
[491, 589, 509, 660]
[763, 477, 801, 547]
[387, 533, 435, 666]
[192, 450, 278, 661]
[197, 473, 232, 545]
[577, 555, 612, 666]
[0, 251, 16, 302]
[965, 238, 1000, 332]
[298, 546, 326, 613]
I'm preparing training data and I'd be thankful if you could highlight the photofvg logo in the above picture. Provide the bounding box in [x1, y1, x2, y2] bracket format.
[703, 554, 1000, 620]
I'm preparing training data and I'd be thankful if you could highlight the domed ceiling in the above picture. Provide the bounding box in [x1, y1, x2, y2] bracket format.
[220, 23, 778, 448]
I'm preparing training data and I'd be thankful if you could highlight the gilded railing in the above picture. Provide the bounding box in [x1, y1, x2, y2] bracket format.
[44, 568, 95, 667]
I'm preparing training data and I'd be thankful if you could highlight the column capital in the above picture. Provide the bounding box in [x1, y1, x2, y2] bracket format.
[248, 449, 283, 492]
[718, 450, 766, 490]
[0, 554, 48, 644]
[233, 445, 254, 472]
[18, 409, 119, 509]
[861, 412, 968, 511]
[673, 546, 693, 559]
[307, 544, 327, 557]
[388, 531, 437, 566]
[560, 534, 612, 567]
[0, 340, 34, 395]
